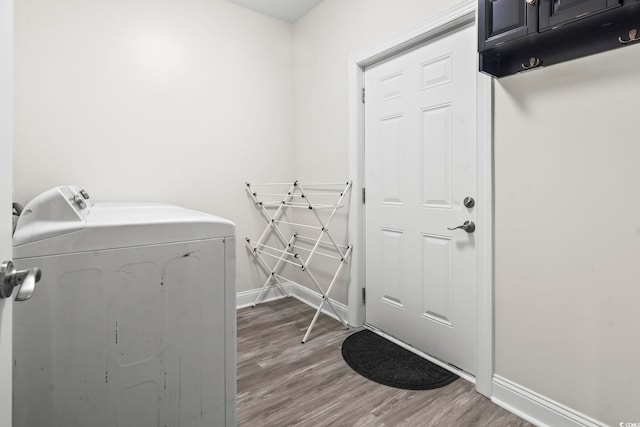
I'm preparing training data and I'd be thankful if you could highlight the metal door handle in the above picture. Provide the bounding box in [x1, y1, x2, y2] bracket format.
[0, 261, 42, 301]
[447, 221, 476, 233]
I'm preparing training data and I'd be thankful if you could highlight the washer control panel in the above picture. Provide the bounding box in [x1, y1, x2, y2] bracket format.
[13, 185, 93, 246]
[59, 186, 92, 213]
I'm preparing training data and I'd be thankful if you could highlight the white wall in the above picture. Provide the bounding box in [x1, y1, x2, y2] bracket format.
[494, 44, 640, 425]
[292, 1, 640, 425]
[0, 0, 14, 424]
[13, 0, 294, 293]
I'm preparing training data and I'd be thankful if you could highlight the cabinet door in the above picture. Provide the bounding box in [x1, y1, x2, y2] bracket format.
[539, 0, 621, 30]
[479, 0, 538, 51]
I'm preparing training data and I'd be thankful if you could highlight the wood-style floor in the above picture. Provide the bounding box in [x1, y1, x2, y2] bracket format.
[237, 298, 534, 427]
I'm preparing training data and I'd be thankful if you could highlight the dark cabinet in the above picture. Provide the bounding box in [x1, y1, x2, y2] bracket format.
[478, 0, 537, 50]
[539, 0, 622, 30]
[478, 0, 640, 78]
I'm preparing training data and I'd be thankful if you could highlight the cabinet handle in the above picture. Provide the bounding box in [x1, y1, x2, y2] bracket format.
[521, 57, 542, 70]
[619, 29, 640, 44]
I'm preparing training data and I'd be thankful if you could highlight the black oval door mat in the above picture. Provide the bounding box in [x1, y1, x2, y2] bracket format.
[341, 330, 459, 390]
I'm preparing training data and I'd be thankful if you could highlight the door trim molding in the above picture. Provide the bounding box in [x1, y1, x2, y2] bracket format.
[346, 0, 494, 397]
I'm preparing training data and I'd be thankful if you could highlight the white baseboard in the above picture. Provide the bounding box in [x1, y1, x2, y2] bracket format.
[236, 283, 293, 309]
[236, 282, 349, 324]
[288, 282, 349, 324]
[492, 375, 607, 427]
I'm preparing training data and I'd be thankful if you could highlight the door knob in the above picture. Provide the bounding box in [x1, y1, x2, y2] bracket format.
[447, 221, 476, 233]
[0, 261, 42, 301]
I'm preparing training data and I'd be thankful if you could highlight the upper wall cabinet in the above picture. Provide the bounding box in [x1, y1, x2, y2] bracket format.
[479, 0, 538, 50]
[538, 0, 621, 31]
[479, 0, 640, 78]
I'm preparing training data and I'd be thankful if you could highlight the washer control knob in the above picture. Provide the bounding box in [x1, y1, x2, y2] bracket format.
[80, 189, 90, 199]
[73, 195, 87, 209]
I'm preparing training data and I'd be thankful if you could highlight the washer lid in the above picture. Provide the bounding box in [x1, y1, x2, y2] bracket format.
[13, 186, 235, 258]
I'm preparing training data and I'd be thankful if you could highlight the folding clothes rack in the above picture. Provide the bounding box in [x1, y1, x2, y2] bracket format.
[245, 180, 352, 343]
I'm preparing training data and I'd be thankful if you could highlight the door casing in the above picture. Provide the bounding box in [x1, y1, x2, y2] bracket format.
[346, 0, 494, 397]
[0, 0, 13, 422]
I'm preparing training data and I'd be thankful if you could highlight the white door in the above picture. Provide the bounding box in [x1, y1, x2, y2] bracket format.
[365, 25, 477, 375]
[0, 0, 14, 424]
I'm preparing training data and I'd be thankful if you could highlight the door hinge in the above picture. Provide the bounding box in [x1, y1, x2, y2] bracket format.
[362, 187, 366, 204]
[362, 87, 365, 104]
[362, 287, 366, 304]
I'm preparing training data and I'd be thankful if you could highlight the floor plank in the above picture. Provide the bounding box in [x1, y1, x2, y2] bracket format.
[237, 298, 534, 427]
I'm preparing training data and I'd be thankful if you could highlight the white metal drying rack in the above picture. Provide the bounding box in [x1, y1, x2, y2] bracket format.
[245, 180, 352, 343]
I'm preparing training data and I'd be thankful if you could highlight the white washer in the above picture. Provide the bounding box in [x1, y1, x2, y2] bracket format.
[12, 186, 236, 427]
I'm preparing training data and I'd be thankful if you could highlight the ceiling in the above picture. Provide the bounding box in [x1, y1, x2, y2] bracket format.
[225, 0, 324, 23]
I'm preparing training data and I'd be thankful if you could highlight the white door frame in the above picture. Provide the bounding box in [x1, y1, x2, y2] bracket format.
[0, 0, 13, 422]
[346, 0, 494, 397]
